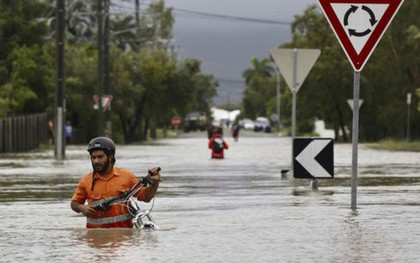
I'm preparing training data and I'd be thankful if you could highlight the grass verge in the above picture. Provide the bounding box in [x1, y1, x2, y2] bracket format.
[368, 139, 420, 152]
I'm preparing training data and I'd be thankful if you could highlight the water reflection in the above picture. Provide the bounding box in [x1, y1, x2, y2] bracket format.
[68, 228, 161, 262]
[77, 229, 137, 249]
[292, 186, 335, 196]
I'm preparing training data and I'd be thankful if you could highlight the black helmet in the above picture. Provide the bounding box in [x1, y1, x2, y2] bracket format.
[87, 137, 116, 156]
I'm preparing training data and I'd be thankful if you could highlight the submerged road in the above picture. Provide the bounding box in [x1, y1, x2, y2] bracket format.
[0, 131, 419, 262]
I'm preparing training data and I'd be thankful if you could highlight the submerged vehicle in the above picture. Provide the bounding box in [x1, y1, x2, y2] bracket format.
[254, 117, 271, 133]
[184, 111, 207, 132]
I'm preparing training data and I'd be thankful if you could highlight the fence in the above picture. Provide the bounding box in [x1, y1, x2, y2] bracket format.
[0, 113, 48, 153]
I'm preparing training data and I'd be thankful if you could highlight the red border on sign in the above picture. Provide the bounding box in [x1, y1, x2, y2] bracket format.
[318, 0, 404, 71]
[101, 95, 113, 111]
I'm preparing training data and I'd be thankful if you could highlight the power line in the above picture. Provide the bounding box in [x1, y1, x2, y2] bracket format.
[56, 1, 293, 27]
[217, 78, 244, 85]
[172, 8, 291, 26]
[104, 1, 293, 26]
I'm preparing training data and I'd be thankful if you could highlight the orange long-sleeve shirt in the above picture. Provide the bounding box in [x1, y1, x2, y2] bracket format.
[72, 167, 148, 228]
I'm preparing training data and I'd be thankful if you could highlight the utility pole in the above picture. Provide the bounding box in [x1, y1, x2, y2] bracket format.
[135, 0, 141, 65]
[135, 0, 144, 139]
[104, 0, 111, 137]
[97, 0, 104, 135]
[55, 0, 65, 159]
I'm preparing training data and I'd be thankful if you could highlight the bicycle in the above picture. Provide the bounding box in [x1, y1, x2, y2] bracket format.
[93, 167, 160, 230]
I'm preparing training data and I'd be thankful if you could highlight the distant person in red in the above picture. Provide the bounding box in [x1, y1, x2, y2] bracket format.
[208, 133, 229, 159]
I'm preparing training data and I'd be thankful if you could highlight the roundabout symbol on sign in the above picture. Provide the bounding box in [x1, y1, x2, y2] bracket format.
[317, 0, 404, 71]
[344, 5, 377, 37]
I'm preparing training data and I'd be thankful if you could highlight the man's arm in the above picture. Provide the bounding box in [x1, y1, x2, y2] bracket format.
[141, 181, 160, 202]
[139, 167, 161, 202]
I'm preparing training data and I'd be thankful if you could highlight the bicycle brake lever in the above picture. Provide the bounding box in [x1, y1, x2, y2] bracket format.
[140, 176, 151, 186]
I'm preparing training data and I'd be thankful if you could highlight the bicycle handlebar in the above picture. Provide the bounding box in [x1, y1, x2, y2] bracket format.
[93, 167, 161, 211]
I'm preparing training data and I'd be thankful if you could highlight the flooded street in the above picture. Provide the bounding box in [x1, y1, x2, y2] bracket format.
[0, 132, 419, 262]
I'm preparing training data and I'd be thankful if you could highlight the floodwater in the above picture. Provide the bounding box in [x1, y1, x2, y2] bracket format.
[0, 132, 419, 263]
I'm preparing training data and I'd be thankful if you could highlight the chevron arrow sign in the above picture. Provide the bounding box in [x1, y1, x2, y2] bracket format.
[293, 138, 334, 179]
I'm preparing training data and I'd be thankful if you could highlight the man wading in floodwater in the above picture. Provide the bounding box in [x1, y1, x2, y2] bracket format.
[70, 137, 161, 228]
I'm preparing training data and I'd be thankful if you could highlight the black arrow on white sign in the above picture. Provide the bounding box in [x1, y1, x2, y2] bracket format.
[293, 138, 334, 179]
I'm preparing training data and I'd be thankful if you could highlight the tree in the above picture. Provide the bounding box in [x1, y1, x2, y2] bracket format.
[0, 0, 52, 117]
[243, 57, 274, 85]
[360, 0, 420, 140]
[405, 25, 420, 114]
[173, 59, 217, 117]
[248, 3, 420, 141]
[109, 47, 217, 143]
[0, 0, 217, 144]
[287, 5, 353, 140]
[64, 43, 99, 140]
[242, 57, 276, 119]
[109, 15, 136, 50]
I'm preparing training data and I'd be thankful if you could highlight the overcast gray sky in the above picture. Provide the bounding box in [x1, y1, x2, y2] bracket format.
[160, 0, 317, 104]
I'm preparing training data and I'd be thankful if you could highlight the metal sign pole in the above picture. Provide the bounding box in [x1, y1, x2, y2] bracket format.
[276, 67, 281, 130]
[317, 0, 405, 210]
[351, 71, 361, 209]
[406, 93, 411, 141]
[291, 49, 298, 167]
[269, 48, 321, 171]
[291, 49, 297, 141]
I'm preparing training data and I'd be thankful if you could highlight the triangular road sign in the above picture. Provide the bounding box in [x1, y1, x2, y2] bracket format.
[93, 95, 113, 111]
[270, 48, 321, 92]
[347, 99, 363, 111]
[318, 0, 404, 72]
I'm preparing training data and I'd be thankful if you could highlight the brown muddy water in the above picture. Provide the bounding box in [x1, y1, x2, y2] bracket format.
[0, 134, 419, 262]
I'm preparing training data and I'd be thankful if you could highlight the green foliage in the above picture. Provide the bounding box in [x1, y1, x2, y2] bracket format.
[175, 59, 217, 115]
[64, 43, 98, 140]
[0, 0, 217, 144]
[242, 57, 276, 119]
[417, 88, 420, 112]
[242, 3, 420, 141]
[0, 0, 51, 117]
[109, 48, 216, 143]
[0, 47, 38, 116]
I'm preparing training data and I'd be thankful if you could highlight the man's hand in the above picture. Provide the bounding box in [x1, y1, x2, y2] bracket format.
[147, 167, 161, 185]
[79, 204, 96, 216]
[71, 201, 96, 216]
